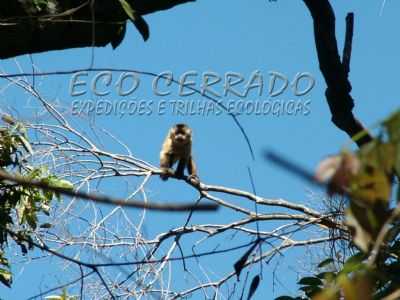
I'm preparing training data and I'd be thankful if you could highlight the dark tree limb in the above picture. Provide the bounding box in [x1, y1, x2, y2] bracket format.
[0, 0, 194, 59]
[302, 0, 373, 147]
[342, 13, 354, 76]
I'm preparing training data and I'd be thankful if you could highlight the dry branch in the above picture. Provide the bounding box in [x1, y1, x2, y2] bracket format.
[0, 169, 218, 212]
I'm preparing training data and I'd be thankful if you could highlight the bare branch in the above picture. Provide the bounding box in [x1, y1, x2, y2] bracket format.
[0, 169, 218, 212]
[302, 0, 373, 147]
[342, 13, 354, 76]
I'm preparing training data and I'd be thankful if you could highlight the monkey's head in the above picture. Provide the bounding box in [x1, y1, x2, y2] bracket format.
[170, 123, 192, 146]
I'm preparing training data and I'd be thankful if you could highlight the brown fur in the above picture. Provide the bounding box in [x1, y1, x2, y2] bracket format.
[160, 124, 197, 181]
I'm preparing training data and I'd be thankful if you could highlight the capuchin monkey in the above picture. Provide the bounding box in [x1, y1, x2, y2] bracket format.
[160, 124, 198, 181]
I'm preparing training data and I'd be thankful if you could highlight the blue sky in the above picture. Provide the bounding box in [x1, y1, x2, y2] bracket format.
[0, 0, 399, 299]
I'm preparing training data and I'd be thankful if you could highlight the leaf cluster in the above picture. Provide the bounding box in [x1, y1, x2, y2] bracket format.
[0, 118, 70, 287]
[278, 110, 400, 300]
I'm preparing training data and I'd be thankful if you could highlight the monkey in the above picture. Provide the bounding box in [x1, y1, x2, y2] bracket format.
[159, 124, 198, 182]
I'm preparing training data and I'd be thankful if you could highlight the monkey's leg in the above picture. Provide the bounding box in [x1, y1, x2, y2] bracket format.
[187, 156, 199, 183]
[175, 159, 186, 179]
[160, 154, 175, 181]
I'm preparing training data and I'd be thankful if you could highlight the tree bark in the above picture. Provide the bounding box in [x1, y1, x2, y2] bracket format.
[302, 0, 373, 147]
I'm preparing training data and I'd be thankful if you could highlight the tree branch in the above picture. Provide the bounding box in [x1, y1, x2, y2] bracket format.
[342, 13, 354, 76]
[302, 0, 373, 147]
[0, 169, 218, 212]
[0, 0, 195, 58]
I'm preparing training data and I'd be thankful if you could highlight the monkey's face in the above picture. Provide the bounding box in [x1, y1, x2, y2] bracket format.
[170, 124, 192, 146]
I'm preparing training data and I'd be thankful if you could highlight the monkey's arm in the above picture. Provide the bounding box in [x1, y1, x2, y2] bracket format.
[187, 156, 198, 180]
[160, 153, 174, 181]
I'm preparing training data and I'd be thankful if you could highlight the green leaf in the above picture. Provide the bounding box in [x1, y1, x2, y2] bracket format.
[131, 15, 149, 41]
[1, 114, 16, 125]
[40, 223, 52, 229]
[118, 0, 149, 41]
[383, 110, 400, 142]
[118, 0, 135, 20]
[297, 276, 323, 286]
[41, 203, 50, 215]
[299, 285, 322, 297]
[17, 135, 33, 154]
[233, 239, 261, 279]
[395, 143, 400, 180]
[25, 213, 37, 230]
[111, 24, 127, 49]
[42, 177, 73, 201]
[50, 179, 73, 190]
[317, 258, 334, 268]
[16, 201, 25, 225]
[0, 253, 9, 267]
[316, 271, 336, 281]
[274, 297, 297, 300]
[344, 252, 365, 265]
[0, 268, 12, 288]
[340, 252, 365, 275]
[345, 208, 372, 253]
[19, 243, 28, 255]
[246, 275, 260, 300]
[385, 223, 400, 245]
